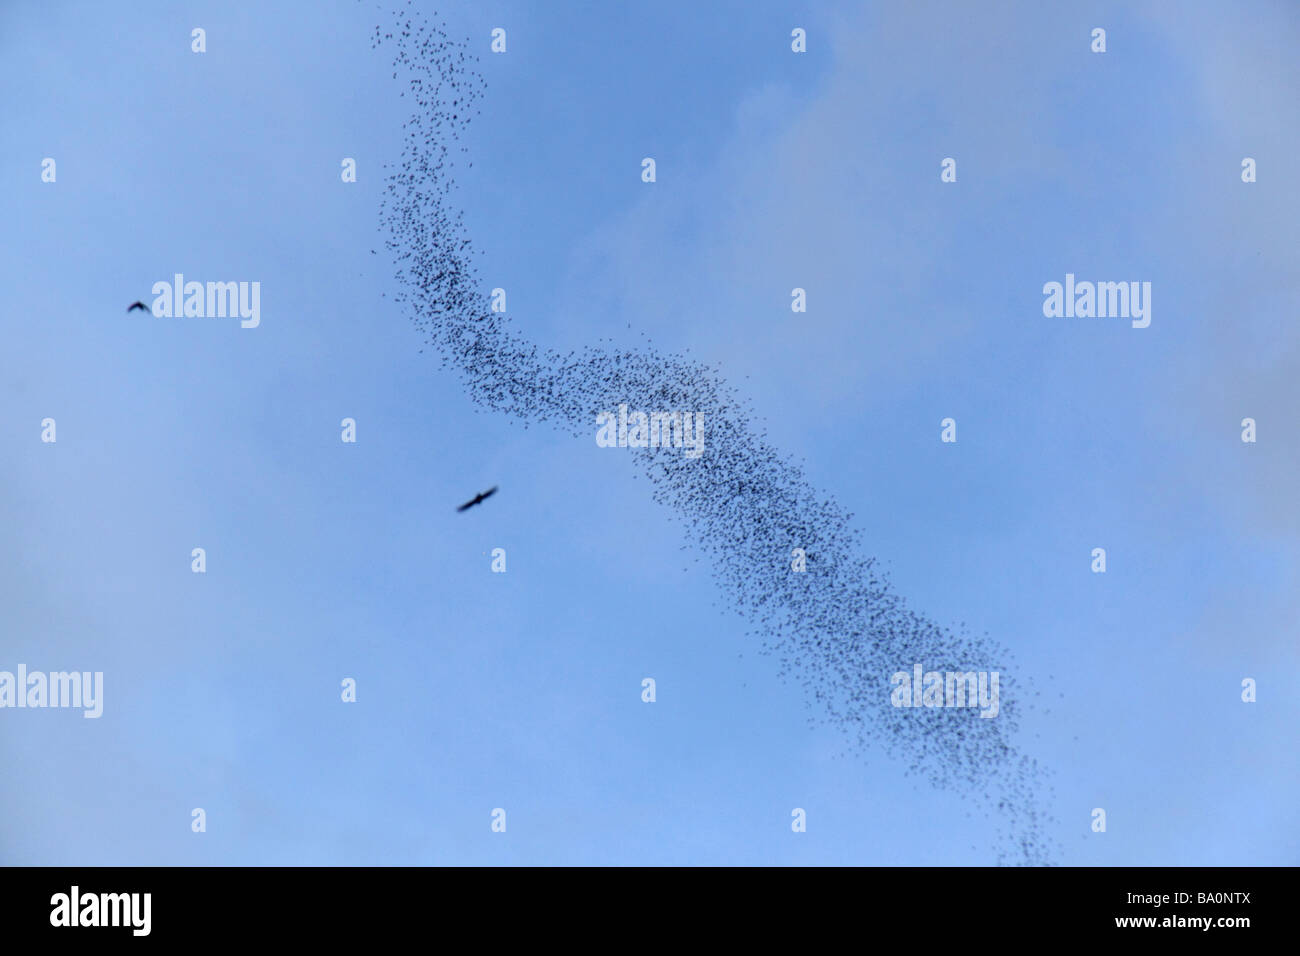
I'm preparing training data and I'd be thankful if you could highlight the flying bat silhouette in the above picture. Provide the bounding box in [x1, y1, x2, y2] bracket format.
[126, 301, 148, 313]
[456, 486, 498, 512]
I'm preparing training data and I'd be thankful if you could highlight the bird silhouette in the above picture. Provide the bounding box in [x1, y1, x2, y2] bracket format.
[456, 485, 498, 512]
[126, 301, 148, 313]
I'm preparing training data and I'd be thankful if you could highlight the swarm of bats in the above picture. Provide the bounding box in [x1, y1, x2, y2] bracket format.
[371, 4, 1057, 864]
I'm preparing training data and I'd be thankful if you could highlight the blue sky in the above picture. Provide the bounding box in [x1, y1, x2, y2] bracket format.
[1, 0, 1296, 865]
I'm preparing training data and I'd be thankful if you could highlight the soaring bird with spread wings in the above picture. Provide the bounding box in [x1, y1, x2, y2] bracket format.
[127, 301, 149, 313]
[456, 486, 498, 512]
